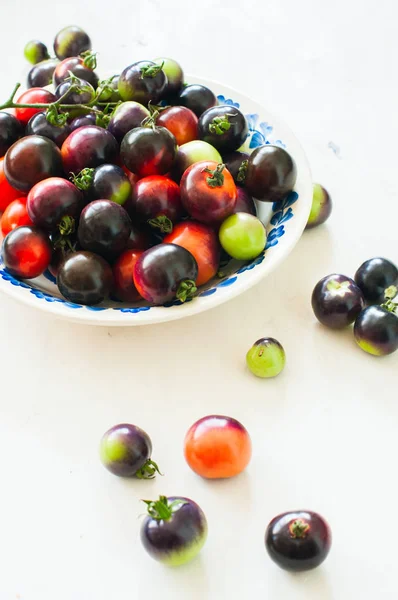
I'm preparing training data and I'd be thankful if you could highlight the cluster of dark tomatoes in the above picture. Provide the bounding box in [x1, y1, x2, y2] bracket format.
[0, 25, 297, 306]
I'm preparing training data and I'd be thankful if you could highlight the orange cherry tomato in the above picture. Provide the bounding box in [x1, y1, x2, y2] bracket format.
[164, 221, 220, 286]
[156, 106, 199, 146]
[1, 197, 33, 236]
[184, 415, 252, 479]
[0, 157, 25, 212]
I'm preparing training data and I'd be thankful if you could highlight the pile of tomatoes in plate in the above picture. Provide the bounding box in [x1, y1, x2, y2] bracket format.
[0, 25, 297, 306]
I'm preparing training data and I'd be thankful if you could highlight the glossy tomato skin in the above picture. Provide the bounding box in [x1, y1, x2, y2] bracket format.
[53, 56, 99, 88]
[156, 106, 198, 146]
[164, 221, 220, 286]
[24, 40, 49, 65]
[265, 510, 332, 572]
[57, 250, 113, 305]
[27, 58, 59, 88]
[89, 164, 132, 206]
[118, 61, 167, 104]
[15, 88, 56, 127]
[184, 415, 252, 479]
[0, 113, 22, 157]
[245, 145, 297, 202]
[107, 101, 150, 143]
[53, 26, 91, 60]
[55, 78, 95, 117]
[69, 113, 96, 131]
[234, 187, 257, 215]
[180, 160, 237, 224]
[126, 225, 151, 250]
[0, 157, 25, 211]
[112, 249, 144, 301]
[4, 135, 63, 193]
[354, 306, 398, 356]
[131, 176, 183, 226]
[178, 84, 217, 117]
[61, 126, 118, 174]
[223, 151, 250, 186]
[1, 198, 32, 236]
[100, 423, 153, 477]
[172, 140, 222, 182]
[153, 57, 184, 97]
[26, 112, 70, 148]
[354, 257, 398, 304]
[312, 274, 364, 329]
[133, 243, 198, 304]
[78, 199, 132, 261]
[198, 106, 248, 153]
[120, 127, 177, 178]
[2, 226, 52, 278]
[27, 177, 83, 230]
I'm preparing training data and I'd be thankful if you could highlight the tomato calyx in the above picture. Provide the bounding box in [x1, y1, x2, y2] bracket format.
[142, 495, 186, 520]
[140, 61, 164, 79]
[208, 113, 234, 135]
[46, 103, 69, 127]
[289, 519, 310, 539]
[70, 168, 95, 191]
[53, 215, 77, 253]
[80, 50, 98, 70]
[176, 279, 197, 302]
[237, 159, 248, 184]
[381, 285, 398, 314]
[136, 459, 163, 480]
[203, 163, 225, 188]
[148, 215, 173, 234]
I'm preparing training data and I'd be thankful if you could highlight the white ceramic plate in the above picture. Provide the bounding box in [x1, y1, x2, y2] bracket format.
[0, 76, 312, 326]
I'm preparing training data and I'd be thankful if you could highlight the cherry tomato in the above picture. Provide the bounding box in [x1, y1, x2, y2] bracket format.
[113, 249, 144, 302]
[164, 221, 220, 285]
[1, 198, 33, 236]
[156, 106, 199, 146]
[0, 157, 25, 211]
[2, 226, 52, 278]
[15, 88, 56, 127]
[180, 161, 237, 224]
[131, 175, 183, 232]
[61, 126, 119, 174]
[53, 57, 98, 88]
[120, 126, 177, 178]
[184, 415, 252, 479]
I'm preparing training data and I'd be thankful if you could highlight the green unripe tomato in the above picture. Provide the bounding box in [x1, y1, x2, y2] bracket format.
[246, 337, 286, 378]
[24, 40, 49, 65]
[219, 212, 266, 260]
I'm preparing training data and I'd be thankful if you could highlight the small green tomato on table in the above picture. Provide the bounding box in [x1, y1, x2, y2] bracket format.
[246, 337, 286, 378]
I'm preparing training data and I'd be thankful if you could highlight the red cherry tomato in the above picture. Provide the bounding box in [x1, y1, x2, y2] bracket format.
[0, 157, 25, 211]
[156, 106, 199, 146]
[15, 88, 56, 127]
[113, 249, 144, 302]
[131, 175, 183, 231]
[164, 221, 220, 285]
[180, 161, 237, 224]
[184, 415, 252, 479]
[121, 164, 139, 187]
[2, 225, 52, 278]
[1, 197, 33, 236]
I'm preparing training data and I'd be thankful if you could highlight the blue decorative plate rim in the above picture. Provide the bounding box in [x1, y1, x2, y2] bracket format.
[0, 94, 299, 313]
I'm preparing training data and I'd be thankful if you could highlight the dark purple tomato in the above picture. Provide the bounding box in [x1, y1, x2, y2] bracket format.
[171, 140, 222, 182]
[133, 243, 198, 304]
[120, 126, 177, 178]
[87, 164, 132, 206]
[223, 151, 250, 186]
[27, 58, 59, 88]
[26, 112, 70, 148]
[153, 57, 184, 97]
[107, 101, 150, 143]
[131, 175, 183, 231]
[0, 112, 22, 157]
[233, 187, 257, 216]
[100, 422, 160, 478]
[312, 274, 365, 329]
[24, 40, 49, 65]
[354, 306, 398, 356]
[141, 496, 208, 566]
[53, 56, 99, 88]
[61, 126, 119, 174]
[245, 145, 297, 202]
[27, 177, 83, 231]
[118, 61, 167, 104]
[113, 249, 144, 302]
[69, 112, 97, 131]
[178, 84, 217, 117]
[306, 183, 332, 229]
[126, 225, 151, 250]
[198, 105, 248, 153]
[78, 199, 132, 260]
[53, 25, 91, 60]
[265, 510, 332, 572]
[57, 250, 113, 305]
[354, 258, 398, 304]
[2, 226, 52, 279]
[4, 135, 63, 193]
[55, 78, 95, 118]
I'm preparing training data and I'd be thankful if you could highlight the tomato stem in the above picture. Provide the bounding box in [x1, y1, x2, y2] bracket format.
[70, 168, 95, 191]
[381, 285, 398, 313]
[209, 113, 234, 135]
[140, 61, 164, 79]
[237, 160, 248, 183]
[142, 496, 186, 520]
[135, 459, 163, 480]
[80, 50, 98, 70]
[203, 163, 225, 188]
[176, 279, 197, 302]
[289, 519, 310, 539]
[147, 215, 173, 234]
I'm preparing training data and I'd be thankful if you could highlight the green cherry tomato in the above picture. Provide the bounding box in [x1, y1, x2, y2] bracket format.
[306, 183, 332, 229]
[219, 212, 266, 260]
[246, 337, 286, 378]
[24, 40, 50, 65]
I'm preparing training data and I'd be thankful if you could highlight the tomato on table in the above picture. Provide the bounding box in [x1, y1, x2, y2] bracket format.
[0, 157, 25, 212]
[1, 197, 32, 236]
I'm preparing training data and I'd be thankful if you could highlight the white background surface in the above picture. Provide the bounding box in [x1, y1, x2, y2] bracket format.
[0, 1, 397, 599]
